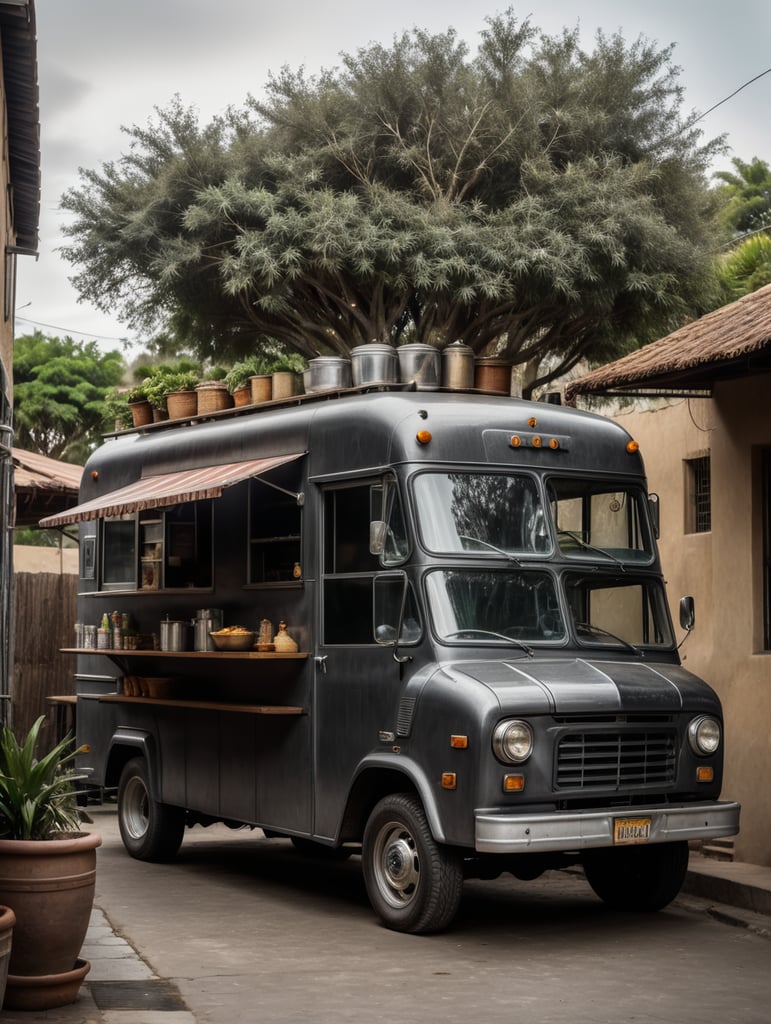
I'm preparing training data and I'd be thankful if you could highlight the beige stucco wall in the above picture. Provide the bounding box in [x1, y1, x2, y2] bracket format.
[611, 376, 771, 865]
[13, 544, 78, 574]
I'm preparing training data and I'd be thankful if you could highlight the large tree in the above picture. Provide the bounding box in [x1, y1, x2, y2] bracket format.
[60, 10, 726, 394]
[714, 156, 771, 237]
[13, 333, 125, 460]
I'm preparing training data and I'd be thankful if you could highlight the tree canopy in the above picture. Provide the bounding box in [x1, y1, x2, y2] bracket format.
[13, 333, 125, 461]
[714, 157, 771, 236]
[60, 10, 727, 393]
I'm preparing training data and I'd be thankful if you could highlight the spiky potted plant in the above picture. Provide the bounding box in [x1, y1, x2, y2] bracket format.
[0, 716, 101, 1010]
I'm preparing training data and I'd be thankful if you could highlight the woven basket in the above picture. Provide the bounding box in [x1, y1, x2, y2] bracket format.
[166, 389, 198, 419]
[249, 374, 272, 404]
[129, 400, 153, 427]
[196, 382, 233, 414]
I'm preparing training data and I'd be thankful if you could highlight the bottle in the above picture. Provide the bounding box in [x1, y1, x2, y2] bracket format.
[101, 612, 110, 630]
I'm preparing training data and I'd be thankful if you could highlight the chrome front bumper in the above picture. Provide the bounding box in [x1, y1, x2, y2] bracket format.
[475, 800, 741, 854]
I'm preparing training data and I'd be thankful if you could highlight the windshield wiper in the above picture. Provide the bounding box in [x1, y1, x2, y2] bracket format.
[574, 621, 641, 656]
[557, 530, 626, 572]
[443, 628, 534, 657]
[458, 535, 523, 566]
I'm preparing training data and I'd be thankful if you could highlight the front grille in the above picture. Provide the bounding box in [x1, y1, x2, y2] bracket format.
[556, 729, 676, 790]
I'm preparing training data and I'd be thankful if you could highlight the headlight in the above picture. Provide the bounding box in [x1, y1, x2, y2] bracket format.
[688, 715, 721, 755]
[492, 720, 533, 764]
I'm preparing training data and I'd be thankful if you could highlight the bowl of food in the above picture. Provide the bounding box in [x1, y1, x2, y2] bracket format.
[209, 626, 255, 651]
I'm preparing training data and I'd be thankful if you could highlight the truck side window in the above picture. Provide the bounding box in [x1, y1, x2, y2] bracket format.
[248, 471, 303, 583]
[323, 485, 380, 644]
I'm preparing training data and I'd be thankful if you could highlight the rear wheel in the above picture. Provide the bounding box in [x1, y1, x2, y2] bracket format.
[117, 757, 185, 862]
[362, 793, 463, 933]
[583, 841, 689, 911]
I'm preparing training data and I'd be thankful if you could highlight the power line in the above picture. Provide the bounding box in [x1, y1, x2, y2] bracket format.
[14, 315, 132, 344]
[686, 66, 771, 129]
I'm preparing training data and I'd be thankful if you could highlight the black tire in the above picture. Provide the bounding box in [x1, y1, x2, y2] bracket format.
[290, 836, 354, 861]
[362, 793, 463, 934]
[117, 757, 185, 862]
[583, 841, 689, 912]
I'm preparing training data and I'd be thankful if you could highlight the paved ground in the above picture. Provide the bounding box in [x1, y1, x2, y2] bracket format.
[2, 805, 769, 1023]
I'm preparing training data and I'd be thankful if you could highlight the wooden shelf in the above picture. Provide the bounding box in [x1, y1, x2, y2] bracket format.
[62, 648, 307, 661]
[96, 694, 304, 715]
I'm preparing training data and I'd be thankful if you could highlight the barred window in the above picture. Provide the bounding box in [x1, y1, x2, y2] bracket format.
[685, 455, 711, 534]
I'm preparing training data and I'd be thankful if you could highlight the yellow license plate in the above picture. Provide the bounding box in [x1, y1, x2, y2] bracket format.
[613, 817, 651, 845]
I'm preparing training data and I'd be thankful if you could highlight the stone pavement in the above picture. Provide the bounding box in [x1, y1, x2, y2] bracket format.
[2, 812, 769, 1023]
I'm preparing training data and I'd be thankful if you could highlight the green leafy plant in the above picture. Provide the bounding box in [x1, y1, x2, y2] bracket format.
[126, 382, 150, 404]
[0, 717, 85, 840]
[224, 356, 270, 393]
[266, 353, 307, 374]
[143, 368, 199, 410]
[102, 386, 134, 429]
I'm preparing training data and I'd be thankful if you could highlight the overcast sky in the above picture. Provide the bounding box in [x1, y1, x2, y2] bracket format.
[15, 0, 771, 354]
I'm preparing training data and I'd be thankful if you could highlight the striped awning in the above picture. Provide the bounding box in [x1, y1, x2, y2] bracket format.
[39, 453, 303, 528]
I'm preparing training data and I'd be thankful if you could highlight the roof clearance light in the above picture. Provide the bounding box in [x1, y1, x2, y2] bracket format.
[510, 435, 522, 448]
[626, 440, 640, 454]
[528, 416, 538, 428]
[549, 438, 560, 450]
[416, 430, 432, 445]
[532, 436, 542, 448]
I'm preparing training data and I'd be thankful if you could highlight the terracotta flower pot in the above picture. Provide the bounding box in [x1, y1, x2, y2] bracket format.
[0, 905, 15, 1009]
[165, 389, 198, 419]
[0, 832, 101, 1010]
[232, 384, 252, 407]
[128, 399, 153, 427]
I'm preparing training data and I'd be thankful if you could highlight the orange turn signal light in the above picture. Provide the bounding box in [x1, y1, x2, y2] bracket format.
[450, 735, 468, 749]
[626, 440, 640, 454]
[503, 774, 525, 793]
[416, 429, 432, 445]
[696, 766, 714, 783]
[441, 773, 457, 790]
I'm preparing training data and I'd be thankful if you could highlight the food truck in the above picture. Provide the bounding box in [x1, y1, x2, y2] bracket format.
[42, 386, 740, 933]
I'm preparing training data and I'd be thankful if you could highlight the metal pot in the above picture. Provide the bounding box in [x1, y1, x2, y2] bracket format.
[351, 344, 399, 387]
[306, 357, 352, 393]
[397, 344, 441, 390]
[441, 341, 475, 390]
[160, 619, 190, 652]
[194, 609, 223, 651]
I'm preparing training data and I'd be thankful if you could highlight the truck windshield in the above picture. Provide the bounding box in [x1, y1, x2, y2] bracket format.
[548, 477, 654, 564]
[564, 573, 675, 649]
[426, 569, 565, 645]
[414, 472, 549, 556]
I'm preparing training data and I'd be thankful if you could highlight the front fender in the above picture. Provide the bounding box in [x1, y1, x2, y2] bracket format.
[350, 752, 449, 843]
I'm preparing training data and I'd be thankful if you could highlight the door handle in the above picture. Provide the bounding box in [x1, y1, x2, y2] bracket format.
[314, 655, 328, 674]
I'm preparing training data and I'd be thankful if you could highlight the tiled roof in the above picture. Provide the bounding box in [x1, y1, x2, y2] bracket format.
[566, 283, 771, 400]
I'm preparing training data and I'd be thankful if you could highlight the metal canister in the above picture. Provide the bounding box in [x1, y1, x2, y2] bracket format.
[397, 344, 441, 390]
[194, 608, 224, 651]
[351, 344, 399, 387]
[160, 619, 190, 652]
[441, 341, 474, 390]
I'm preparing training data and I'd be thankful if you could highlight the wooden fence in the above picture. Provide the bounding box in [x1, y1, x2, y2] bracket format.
[11, 572, 78, 740]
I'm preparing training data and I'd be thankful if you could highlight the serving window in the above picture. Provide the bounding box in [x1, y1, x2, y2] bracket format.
[248, 465, 303, 584]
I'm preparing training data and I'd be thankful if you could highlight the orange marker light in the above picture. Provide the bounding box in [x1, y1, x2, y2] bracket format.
[528, 416, 538, 428]
[531, 435, 542, 448]
[441, 773, 457, 790]
[450, 735, 469, 749]
[510, 435, 522, 448]
[503, 774, 525, 793]
[91, 471, 99, 480]
[696, 766, 714, 783]
[416, 430, 432, 445]
[549, 438, 560, 450]
[626, 440, 640, 454]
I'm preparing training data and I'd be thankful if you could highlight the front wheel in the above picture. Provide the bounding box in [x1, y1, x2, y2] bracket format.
[117, 757, 185, 862]
[362, 793, 463, 933]
[583, 841, 689, 911]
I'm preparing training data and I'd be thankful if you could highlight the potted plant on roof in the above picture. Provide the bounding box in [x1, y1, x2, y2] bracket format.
[103, 386, 135, 432]
[126, 382, 153, 427]
[267, 353, 308, 401]
[225, 356, 265, 407]
[144, 367, 199, 420]
[0, 716, 101, 1011]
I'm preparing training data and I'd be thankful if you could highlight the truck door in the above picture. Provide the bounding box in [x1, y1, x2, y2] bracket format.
[313, 479, 414, 840]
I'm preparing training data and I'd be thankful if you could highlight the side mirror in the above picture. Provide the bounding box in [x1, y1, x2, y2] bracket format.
[369, 520, 387, 556]
[679, 596, 695, 632]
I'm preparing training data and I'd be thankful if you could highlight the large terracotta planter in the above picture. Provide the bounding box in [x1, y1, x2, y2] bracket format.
[231, 384, 252, 407]
[0, 832, 101, 1010]
[0, 905, 15, 1009]
[165, 389, 198, 419]
[128, 399, 153, 427]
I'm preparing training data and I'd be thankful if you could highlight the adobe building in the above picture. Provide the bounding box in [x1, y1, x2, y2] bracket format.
[567, 283, 771, 867]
